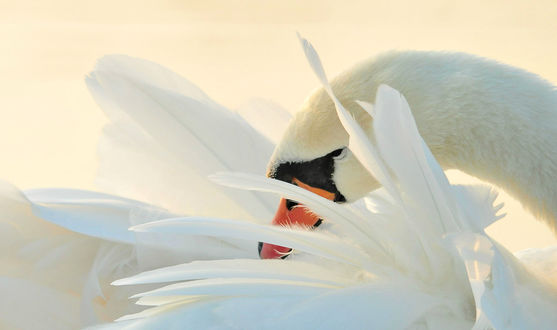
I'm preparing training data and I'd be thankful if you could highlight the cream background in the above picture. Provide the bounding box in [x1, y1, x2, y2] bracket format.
[1, 0, 556, 251]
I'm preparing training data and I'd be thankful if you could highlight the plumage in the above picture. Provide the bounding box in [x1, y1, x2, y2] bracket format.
[0, 181, 141, 328]
[1, 36, 557, 329]
[131, 216, 370, 268]
[101, 38, 557, 328]
[211, 172, 390, 256]
[112, 259, 350, 286]
[87, 55, 281, 221]
[1, 55, 291, 328]
[26, 188, 169, 244]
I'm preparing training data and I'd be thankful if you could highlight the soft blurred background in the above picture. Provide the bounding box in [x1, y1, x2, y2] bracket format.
[1, 0, 556, 251]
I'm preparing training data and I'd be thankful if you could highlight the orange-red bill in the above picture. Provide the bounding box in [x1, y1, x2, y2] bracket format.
[258, 178, 336, 259]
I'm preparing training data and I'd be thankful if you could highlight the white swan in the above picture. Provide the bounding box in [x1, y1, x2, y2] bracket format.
[104, 37, 557, 329]
[1, 36, 556, 329]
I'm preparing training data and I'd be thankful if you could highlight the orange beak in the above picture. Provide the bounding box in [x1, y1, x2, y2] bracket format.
[259, 178, 336, 259]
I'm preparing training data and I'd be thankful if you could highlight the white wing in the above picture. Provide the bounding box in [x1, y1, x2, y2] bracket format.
[87, 55, 278, 222]
[1, 55, 295, 328]
[0, 182, 141, 328]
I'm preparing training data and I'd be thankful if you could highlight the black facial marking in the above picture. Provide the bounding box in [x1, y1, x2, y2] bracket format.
[280, 251, 291, 259]
[269, 148, 346, 202]
[329, 148, 344, 158]
[285, 199, 299, 211]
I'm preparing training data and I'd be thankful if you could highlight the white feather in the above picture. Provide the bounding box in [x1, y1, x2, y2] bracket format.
[131, 217, 371, 269]
[87, 55, 277, 221]
[25, 188, 170, 244]
[113, 259, 351, 286]
[132, 278, 340, 299]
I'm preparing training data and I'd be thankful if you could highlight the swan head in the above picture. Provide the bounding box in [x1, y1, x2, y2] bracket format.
[260, 85, 380, 259]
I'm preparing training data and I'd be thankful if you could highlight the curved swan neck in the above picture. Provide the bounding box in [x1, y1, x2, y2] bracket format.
[333, 50, 557, 231]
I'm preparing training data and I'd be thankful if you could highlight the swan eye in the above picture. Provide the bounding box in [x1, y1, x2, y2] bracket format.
[331, 147, 347, 161]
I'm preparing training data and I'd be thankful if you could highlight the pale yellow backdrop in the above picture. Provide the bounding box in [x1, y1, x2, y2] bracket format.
[1, 0, 556, 251]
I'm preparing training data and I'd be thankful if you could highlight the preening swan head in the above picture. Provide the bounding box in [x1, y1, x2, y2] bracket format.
[260, 71, 385, 259]
[267, 83, 380, 203]
[260, 49, 557, 259]
[261, 65, 387, 259]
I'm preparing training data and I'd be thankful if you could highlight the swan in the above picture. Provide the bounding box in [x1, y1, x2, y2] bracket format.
[1, 35, 556, 329]
[103, 37, 557, 329]
[261, 38, 557, 258]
